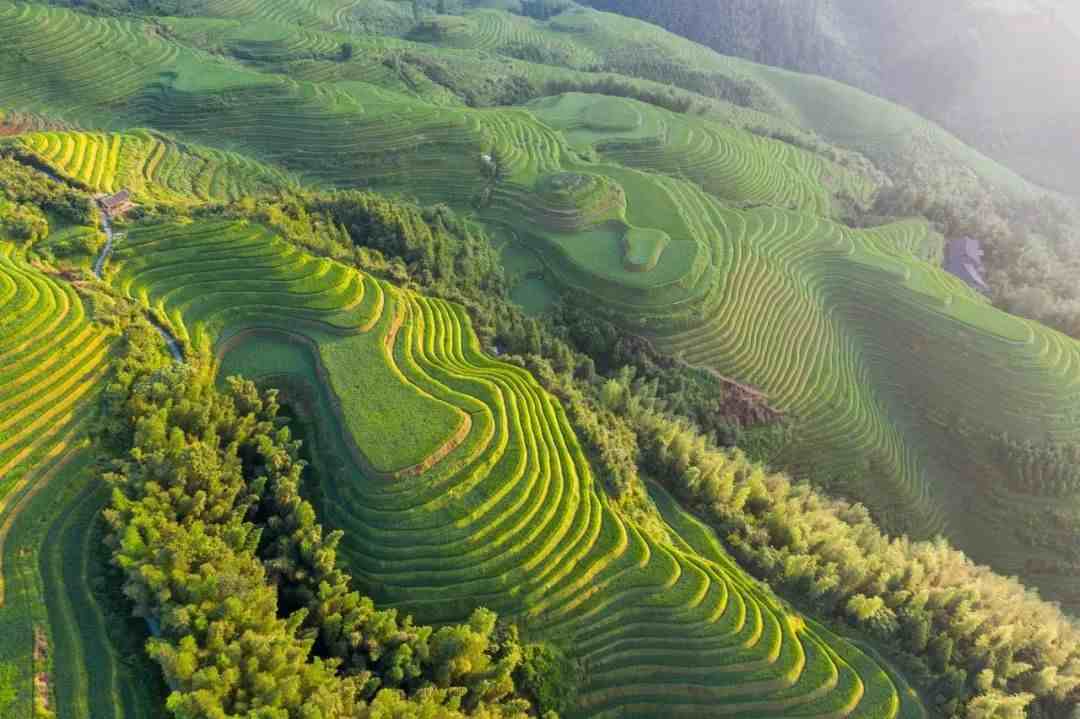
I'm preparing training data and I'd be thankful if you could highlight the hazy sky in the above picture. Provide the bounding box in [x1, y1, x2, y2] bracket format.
[970, 0, 1080, 36]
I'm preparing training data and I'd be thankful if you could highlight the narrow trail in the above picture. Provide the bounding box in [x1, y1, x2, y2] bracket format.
[92, 211, 114, 279]
[151, 320, 184, 363]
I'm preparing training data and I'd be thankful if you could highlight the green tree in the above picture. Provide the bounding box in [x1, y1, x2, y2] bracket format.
[0, 662, 17, 715]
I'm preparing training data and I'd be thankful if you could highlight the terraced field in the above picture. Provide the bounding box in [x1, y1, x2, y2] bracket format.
[450, 92, 1080, 553]
[165, 16, 348, 63]
[317, 288, 921, 718]
[421, 3, 1041, 201]
[0, 238, 159, 718]
[477, 104, 1080, 552]
[9, 129, 295, 202]
[188, 0, 388, 35]
[111, 217, 921, 717]
[1, 0, 1073, 602]
[425, 9, 601, 68]
[112, 220, 471, 477]
[112, 220, 377, 340]
[129, 80, 489, 202]
[0, 0, 1039, 206]
[0, 243, 112, 559]
[642, 206, 953, 532]
[0, 2, 872, 212]
[618, 193, 1080, 540]
[529, 93, 875, 217]
[0, 1, 186, 125]
[2, 0, 1078, 713]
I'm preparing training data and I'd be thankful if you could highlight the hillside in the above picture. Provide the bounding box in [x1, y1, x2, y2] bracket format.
[115, 216, 924, 717]
[0, 236, 163, 718]
[579, 0, 1080, 198]
[1, 1, 1080, 718]
[11, 129, 296, 202]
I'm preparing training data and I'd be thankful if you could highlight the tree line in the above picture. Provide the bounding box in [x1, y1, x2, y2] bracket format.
[992, 434, 1080, 500]
[600, 370, 1080, 719]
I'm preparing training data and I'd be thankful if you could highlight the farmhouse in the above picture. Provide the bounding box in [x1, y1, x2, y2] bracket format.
[944, 237, 991, 294]
[98, 189, 134, 218]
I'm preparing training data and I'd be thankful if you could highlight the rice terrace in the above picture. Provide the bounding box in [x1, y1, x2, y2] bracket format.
[0, 1, 1079, 718]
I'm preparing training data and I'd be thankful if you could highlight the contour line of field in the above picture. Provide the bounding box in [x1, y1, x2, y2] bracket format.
[215, 321, 472, 481]
[0, 437, 88, 607]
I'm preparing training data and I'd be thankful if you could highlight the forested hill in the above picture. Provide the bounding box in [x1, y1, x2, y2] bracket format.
[579, 0, 1080, 197]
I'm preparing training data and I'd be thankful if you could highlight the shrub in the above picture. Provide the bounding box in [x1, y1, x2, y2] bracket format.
[514, 643, 579, 715]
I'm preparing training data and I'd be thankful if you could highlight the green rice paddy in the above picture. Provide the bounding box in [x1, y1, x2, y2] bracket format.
[9, 129, 296, 202]
[0, 0, 1059, 588]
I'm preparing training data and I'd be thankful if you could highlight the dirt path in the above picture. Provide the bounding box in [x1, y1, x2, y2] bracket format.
[92, 212, 114, 279]
[151, 319, 184, 363]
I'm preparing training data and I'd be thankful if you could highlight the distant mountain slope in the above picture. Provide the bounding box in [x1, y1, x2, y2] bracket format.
[579, 0, 1080, 197]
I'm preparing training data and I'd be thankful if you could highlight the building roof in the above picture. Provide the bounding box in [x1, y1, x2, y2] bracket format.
[101, 189, 131, 210]
[944, 238, 990, 293]
[946, 237, 983, 262]
[961, 262, 990, 291]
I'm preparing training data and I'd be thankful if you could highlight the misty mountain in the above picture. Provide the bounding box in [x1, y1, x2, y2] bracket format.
[580, 0, 1080, 197]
